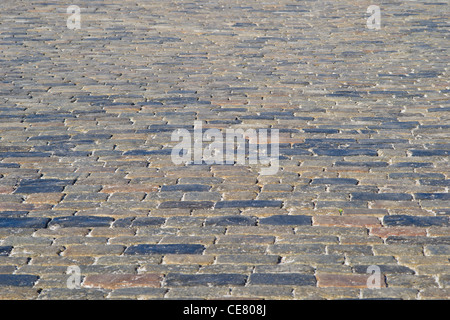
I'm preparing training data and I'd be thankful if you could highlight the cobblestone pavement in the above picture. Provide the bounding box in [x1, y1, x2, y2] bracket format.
[0, 0, 448, 300]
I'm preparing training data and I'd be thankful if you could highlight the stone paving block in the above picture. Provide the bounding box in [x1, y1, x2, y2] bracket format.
[0, 246, 13, 256]
[317, 273, 386, 289]
[38, 288, 108, 300]
[83, 274, 162, 290]
[313, 216, 381, 228]
[164, 273, 248, 287]
[62, 245, 125, 257]
[0, 217, 50, 229]
[249, 273, 316, 286]
[48, 216, 114, 228]
[383, 215, 449, 227]
[259, 215, 311, 226]
[205, 215, 257, 226]
[125, 244, 205, 255]
[0, 274, 39, 287]
[108, 288, 168, 299]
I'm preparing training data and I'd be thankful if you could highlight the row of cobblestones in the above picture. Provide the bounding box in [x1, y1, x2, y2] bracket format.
[0, 0, 448, 299]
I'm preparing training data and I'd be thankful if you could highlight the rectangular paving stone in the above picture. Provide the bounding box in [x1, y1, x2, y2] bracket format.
[249, 273, 316, 286]
[259, 215, 311, 226]
[353, 265, 415, 275]
[311, 178, 358, 185]
[124, 244, 205, 255]
[83, 274, 162, 290]
[0, 246, 13, 256]
[383, 215, 449, 227]
[0, 274, 39, 287]
[164, 273, 247, 287]
[351, 193, 413, 201]
[14, 179, 74, 194]
[317, 273, 386, 288]
[215, 200, 282, 208]
[48, 216, 114, 228]
[386, 236, 450, 245]
[205, 215, 257, 226]
[313, 216, 381, 228]
[161, 184, 210, 192]
[158, 201, 214, 209]
[424, 245, 450, 256]
[131, 217, 166, 227]
[0, 218, 50, 229]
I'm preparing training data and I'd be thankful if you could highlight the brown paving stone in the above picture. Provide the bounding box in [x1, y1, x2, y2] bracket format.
[317, 273, 387, 289]
[370, 227, 427, 238]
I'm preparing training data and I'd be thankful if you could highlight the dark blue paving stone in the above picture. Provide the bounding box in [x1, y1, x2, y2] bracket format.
[240, 115, 274, 120]
[335, 161, 388, 167]
[351, 193, 412, 201]
[165, 273, 247, 286]
[0, 274, 39, 287]
[327, 91, 361, 97]
[304, 139, 356, 145]
[0, 218, 50, 228]
[259, 215, 312, 226]
[213, 107, 248, 113]
[205, 216, 257, 226]
[131, 217, 166, 227]
[428, 107, 450, 112]
[28, 135, 71, 141]
[233, 23, 257, 27]
[386, 236, 450, 245]
[72, 134, 112, 140]
[158, 201, 214, 209]
[0, 163, 20, 168]
[48, 216, 114, 228]
[215, 200, 282, 209]
[311, 178, 358, 185]
[353, 265, 415, 275]
[14, 179, 74, 194]
[0, 246, 12, 256]
[419, 180, 450, 186]
[415, 193, 450, 200]
[0, 152, 51, 158]
[390, 162, 433, 168]
[112, 217, 135, 228]
[160, 184, 210, 192]
[303, 128, 339, 134]
[249, 273, 316, 286]
[125, 244, 205, 255]
[0, 211, 28, 217]
[314, 149, 377, 156]
[383, 215, 449, 227]
[410, 150, 449, 156]
[280, 149, 312, 156]
[14, 185, 64, 194]
[123, 149, 172, 156]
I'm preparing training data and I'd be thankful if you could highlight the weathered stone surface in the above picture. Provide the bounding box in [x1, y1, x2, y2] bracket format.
[0, 0, 447, 300]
